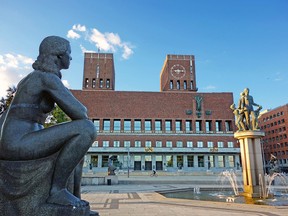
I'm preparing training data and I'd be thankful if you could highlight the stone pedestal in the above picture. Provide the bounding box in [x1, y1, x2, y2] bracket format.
[0, 154, 94, 216]
[105, 175, 118, 185]
[234, 131, 265, 198]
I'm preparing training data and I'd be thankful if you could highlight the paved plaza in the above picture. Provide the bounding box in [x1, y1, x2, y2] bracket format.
[81, 173, 288, 216]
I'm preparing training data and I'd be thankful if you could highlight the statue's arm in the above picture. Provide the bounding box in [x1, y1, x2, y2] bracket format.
[43, 73, 88, 120]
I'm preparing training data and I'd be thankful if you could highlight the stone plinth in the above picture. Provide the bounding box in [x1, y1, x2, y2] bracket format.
[0, 154, 92, 216]
[105, 175, 118, 185]
[234, 131, 265, 198]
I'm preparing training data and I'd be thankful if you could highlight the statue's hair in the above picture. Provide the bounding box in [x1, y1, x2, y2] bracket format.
[32, 36, 70, 75]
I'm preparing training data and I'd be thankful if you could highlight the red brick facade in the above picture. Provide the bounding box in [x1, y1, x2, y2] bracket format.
[258, 104, 288, 172]
[71, 53, 240, 172]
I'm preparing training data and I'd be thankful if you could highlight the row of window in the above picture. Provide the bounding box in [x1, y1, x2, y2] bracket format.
[85, 78, 111, 89]
[169, 80, 194, 90]
[263, 126, 286, 135]
[260, 119, 285, 128]
[89, 154, 236, 168]
[262, 134, 287, 143]
[93, 119, 233, 133]
[261, 111, 285, 122]
[91, 140, 235, 148]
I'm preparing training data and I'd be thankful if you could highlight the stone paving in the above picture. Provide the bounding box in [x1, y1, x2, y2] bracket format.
[81, 174, 288, 216]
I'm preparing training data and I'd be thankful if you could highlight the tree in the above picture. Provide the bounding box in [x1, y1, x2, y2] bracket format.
[0, 86, 17, 116]
[44, 105, 71, 127]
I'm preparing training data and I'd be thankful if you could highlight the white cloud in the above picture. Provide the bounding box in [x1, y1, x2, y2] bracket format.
[62, 80, 70, 88]
[67, 30, 81, 39]
[203, 85, 217, 90]
[73, 24, 86, 32]
[0, 53, 33, 98]
[67, 24, 134, 59]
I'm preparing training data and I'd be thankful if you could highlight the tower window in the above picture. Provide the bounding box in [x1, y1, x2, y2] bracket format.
[177, 80, 180, 89]
[190, 81, 193, 89]
[92, 79, 96, 88]
[170, 80, 173, 89]
[106, 79, 110, 88]
[99, 79, 103, 88]
[85, 78, 89, 88]
[184, 81, 187, 89]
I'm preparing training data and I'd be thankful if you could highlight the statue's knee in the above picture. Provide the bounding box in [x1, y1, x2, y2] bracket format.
[81, 119, 97, 140]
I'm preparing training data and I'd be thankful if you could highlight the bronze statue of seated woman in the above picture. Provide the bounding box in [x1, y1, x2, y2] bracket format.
[0, 36, 97, 216]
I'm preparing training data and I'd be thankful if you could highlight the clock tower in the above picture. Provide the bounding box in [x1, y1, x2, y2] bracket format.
[160, 54, 197, 92]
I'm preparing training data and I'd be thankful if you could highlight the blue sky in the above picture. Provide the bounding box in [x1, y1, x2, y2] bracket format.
[0, 0, 287, 111]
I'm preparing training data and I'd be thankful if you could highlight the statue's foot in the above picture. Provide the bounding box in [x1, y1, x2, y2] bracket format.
[47, 189, 89, 207]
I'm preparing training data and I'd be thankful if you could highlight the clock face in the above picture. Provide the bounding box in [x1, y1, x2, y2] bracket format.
[170, 64, 186, 79]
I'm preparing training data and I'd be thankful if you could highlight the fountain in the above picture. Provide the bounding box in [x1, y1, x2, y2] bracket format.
[159, 88, 288, 205]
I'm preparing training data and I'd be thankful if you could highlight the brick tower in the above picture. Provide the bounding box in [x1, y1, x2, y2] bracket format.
[160, 54, 197, 92]
[82, 52, 115, 91]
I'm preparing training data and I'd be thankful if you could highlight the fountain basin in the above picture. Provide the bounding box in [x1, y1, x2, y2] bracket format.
[158, 188, 288, 206]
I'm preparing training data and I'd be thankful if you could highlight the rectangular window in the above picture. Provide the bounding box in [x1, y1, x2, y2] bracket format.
[187, 155, 194, 167]
[99, 79, 103, 88]
[155, 120, 162, 132]
[145, 120, 152, 132]
[208, 155, 214, 168]
[217, 142, 224, 148]
[228, 142, 234, 148]
[106, 79, 110, 88]
[91, 155, 98, 167]
[134, 119, 141, 132]
[103, 141, 109, 148]
[103, 119, 110, 131]
[218, 156, 224, 167]
[85, 78, 89, 88]
[166, 141, 172, 148]
[124, 119, 131, 132]
[135, 140, 141, 148]
[156, 141, 162, 148]
[176, 141, 183, 148]
[187, 141, 193, 148]
[166, 155, 173, 167]
[177, 80, 180, 89]
[170, 80, 173, 89]
[207, 141, 213, 148]
[198, 156, 204, 167]
[165, 120, 172, 132]
[102, 155, 109, 167]
[92, 79, 96, 88]
[124, 141, 130, 148]
[175, 120, 182, 132]
[197, 141, 203, 148]
[225, 121, 232, 131]
[196, 120, 202, 132]
[216, 120, 222, 132]
[228, 155, 235, 167]
[113, 119, 121, 131]
[186, 120, 192, 132]
[93, 119, 100, 132]
[205, 120, 212, 132]
[145, 141, 152, 148]
[184, 81, 187, 89]
[113, 141, 120, 147]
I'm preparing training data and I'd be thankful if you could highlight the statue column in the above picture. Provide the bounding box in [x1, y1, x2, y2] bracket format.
[234, 131, 265, 198]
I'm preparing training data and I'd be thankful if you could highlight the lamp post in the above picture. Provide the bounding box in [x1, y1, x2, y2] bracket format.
[277, 143, 282, 172]
[127, 147, 130, 178]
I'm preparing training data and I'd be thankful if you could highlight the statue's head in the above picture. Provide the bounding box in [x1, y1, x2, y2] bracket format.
[243, 88, 249, 95]
[32, 36, 71, 76]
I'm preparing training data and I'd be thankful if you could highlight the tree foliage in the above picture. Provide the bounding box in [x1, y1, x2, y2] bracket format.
[0, 86, 17, 116]
[44, 105, 71, 127]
